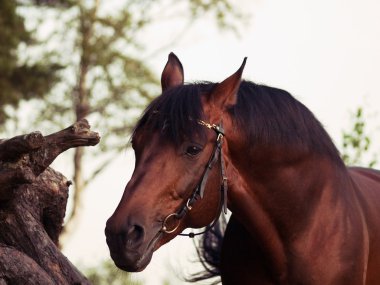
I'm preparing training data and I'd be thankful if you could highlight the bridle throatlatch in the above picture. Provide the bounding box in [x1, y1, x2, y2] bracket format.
[161, 120, 228, 238]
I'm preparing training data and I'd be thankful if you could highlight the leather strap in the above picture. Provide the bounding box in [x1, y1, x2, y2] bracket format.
[161, 121, 228, 237]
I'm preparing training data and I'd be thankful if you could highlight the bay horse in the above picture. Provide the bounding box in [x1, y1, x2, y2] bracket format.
[105, 53, 380, 284]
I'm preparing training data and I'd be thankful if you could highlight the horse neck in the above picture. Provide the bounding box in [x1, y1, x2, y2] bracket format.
[227, 142, 348, 229]
[224, 142, 349, 277]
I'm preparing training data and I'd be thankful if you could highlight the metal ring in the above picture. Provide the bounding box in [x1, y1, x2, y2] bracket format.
[186, 199, 193, 211]
[161, 213, 181, 234]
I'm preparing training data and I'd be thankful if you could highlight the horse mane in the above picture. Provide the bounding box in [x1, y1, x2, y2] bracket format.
[134, 80, 343, 165]
[230, 81, 343, 164]
[186, 215, 227, 285]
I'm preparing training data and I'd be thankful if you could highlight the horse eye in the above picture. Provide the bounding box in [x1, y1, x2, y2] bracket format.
[186, 145, 202, 156]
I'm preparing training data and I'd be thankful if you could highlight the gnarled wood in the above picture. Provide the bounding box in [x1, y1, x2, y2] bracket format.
[0, 119, 100, 285]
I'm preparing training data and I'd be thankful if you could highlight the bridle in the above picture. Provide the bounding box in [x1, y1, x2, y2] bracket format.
[160, 120, 228, 238]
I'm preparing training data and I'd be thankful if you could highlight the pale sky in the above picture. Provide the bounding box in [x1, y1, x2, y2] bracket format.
[60, 0, 380, 284]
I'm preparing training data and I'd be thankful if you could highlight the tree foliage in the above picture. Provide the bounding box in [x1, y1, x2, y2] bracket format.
[83, 259, 175, 285]
[83, 260, 142, 285]
[341, 107, 378, 167]
[0, 1, 61, 126]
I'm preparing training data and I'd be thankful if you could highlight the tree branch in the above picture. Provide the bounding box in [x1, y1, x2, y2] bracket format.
[30, 119, 100, 176]
[0, 132, 44, 162]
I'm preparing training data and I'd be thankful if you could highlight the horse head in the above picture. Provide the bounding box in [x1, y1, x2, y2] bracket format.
[105, 53, 246, 272]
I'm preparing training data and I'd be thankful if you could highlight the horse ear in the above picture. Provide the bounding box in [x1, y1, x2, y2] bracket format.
[209, 57, 247, 109]
[161, 52, 184, 92]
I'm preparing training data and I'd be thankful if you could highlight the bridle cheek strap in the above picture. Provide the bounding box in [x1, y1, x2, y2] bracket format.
[161, 121, 228, 237]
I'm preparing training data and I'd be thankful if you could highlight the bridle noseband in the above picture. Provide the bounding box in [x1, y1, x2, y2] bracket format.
[161, 120, 228, 238]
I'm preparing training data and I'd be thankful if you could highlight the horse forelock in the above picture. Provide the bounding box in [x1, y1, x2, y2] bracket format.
[132, 82, 216, 146]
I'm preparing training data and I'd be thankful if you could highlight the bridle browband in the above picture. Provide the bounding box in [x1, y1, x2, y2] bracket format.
[160, 120, 228, 238]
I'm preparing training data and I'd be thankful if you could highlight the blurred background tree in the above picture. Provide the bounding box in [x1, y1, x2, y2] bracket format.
[83, 259, 176, 285]
[341, 106, 378, 168]
[84, 259, 142, 285]
[0, 0, 246, 239]
[0, 0, 61, 126]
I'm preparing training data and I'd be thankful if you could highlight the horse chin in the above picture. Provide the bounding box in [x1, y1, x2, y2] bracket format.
[110, 230, 163, 272]
[112, 249, 153, 272]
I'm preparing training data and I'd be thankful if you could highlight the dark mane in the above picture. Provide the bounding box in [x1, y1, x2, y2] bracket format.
[134, 80, 343, 165]
[230, 81, 342, 164]
[187, 215, 226, 285]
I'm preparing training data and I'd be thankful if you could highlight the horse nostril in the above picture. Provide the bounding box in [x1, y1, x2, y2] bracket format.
[123, 224, 145, 247]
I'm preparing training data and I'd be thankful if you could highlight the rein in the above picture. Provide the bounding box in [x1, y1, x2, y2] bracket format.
[161, 120, 228, 238]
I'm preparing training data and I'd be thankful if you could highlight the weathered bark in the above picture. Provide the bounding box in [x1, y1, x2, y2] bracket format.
[0, 119, 100, 285]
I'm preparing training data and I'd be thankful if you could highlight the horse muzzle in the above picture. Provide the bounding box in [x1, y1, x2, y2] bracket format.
[105, 219, 161, 272]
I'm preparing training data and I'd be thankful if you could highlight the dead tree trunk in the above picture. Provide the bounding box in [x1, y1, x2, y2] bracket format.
[0, 119, 100, 285]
